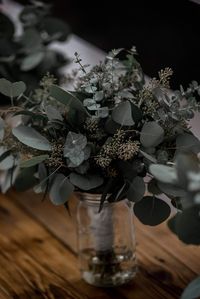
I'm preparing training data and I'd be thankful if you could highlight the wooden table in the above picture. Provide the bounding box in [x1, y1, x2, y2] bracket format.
[0, 191, 199, 299]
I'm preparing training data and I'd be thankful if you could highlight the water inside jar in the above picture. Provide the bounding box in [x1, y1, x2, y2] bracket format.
[79, 248, 137, 287]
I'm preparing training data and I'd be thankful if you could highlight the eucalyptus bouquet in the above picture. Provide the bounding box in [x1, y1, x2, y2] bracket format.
[0, 47, 199, 224]
[0, 0, 70, 101]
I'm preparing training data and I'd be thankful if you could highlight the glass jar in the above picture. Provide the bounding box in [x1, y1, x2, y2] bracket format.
[76, 193, 137, 287]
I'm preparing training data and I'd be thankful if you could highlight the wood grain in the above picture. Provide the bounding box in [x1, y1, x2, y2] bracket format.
[0, 190, 199, 298]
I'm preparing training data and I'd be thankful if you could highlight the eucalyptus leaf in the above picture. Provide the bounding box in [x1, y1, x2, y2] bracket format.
[181, 276, 200, 299]
[34, 163, 48, 193]
[139, 150, 157, 163]
[21, 28, 42, 53]
[127, 176, 145, 202]
[83, 145, 91, 160]
[176, 133, 200, 154]
[64, 131, 87, 159]
[20, 51, 45, 71]
[140, 122, 164, 148]
[149, 164, 177, 184]
[49, 173, 74, 205]
[112, 101, 135, 126]
[87, 104, 101, 111]
[158, 182, 186, 197]
[134, 196, 171, 226]
[50, 85, 87, 114]
[45, 105, 63, 121]
[94, 91, 104, 102]
[68, 150, 85, 167]
[96, 107, 109, 118]
[12, 125, 52, 151]
[14, 166, 38, 191]
[0, 117, 4, 140]
[176, 152, 200, 188]
[131, 103, 143, 123]
[0, 79, 26, 98]
[0, 147, 15, 170]
[20, 154, 49, 168]
[1, 165, 19, 193]
[69, 173, 103, 190]
[83, 98, 95, 107]
[148, 179, 162, 195]
[171, 206, 200, 245]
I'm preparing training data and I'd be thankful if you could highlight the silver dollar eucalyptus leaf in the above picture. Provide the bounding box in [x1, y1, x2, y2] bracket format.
[49, 173, 74, 205]
[140, 121, 164, 148]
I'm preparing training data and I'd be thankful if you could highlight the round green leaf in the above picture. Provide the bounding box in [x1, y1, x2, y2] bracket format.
[127, 176, 145, 202]
[112, 101, 135, 126]
[12, 125, 52, 151]
[0, 79, 26, 98]
[69, 173, 103, 191]
[21, 51, 45, 71]
[20, 28, 42, 53]
[49, 174, 74, 205]
[148, 178, 162, 195]
[181, 276, 200, 299]
[64, 132, 87, 158]
[172, 206, 200, 245]
[140, 121, 164, 148]
[134, 196, 171, 226]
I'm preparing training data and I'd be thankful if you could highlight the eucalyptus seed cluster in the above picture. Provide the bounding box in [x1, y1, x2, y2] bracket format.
[118, 140, 140, 160]
[84, 118, 106, 140]
[158, 68, 173, 89]
[48, 138, 64, 168]
[95, 130, 139, 168]
[95, 130, 125, 168]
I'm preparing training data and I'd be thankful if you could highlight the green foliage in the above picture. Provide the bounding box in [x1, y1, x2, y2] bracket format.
[69, 173, 104, 191]
[140, 122, 164, 148]
[12, 125, 52, 151]
[49, 174, 74, 205]
[134, 196, 171, 226]
[20, 155, 49, 168]
[0, 79, 26, 98]
[0, 47, 200, 235]
[0, 2, 70, 101]
[112, 101, 135, 126]
[181, 276, 200, 299]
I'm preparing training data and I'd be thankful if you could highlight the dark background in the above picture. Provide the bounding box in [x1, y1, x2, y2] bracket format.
[17, 0, 200, 89]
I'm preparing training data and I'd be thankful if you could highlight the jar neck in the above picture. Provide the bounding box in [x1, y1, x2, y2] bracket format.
[75, 192, 126, 206]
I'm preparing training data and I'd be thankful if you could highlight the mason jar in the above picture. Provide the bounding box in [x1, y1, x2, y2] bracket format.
[76, 193, 137, 287]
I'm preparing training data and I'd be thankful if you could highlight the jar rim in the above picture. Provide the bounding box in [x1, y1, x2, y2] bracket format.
[75, 192, 110, 202]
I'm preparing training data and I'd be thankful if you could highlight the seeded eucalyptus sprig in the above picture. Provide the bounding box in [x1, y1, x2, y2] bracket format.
[0, 47, 199, 226]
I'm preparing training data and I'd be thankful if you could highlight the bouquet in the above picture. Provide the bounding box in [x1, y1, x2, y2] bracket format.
[0, 47, 199, 222]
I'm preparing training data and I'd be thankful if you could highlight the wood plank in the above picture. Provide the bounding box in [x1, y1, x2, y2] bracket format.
[8, 190, 200, 298]
[0, 194, 115, 299]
